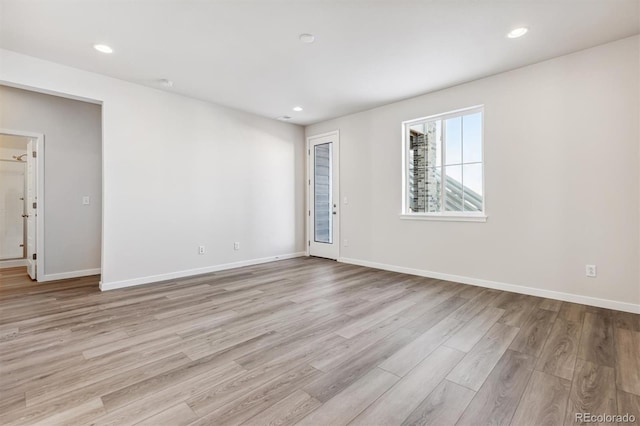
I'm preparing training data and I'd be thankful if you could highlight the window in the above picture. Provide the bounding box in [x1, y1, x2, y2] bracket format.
[402, 106, 485, 221]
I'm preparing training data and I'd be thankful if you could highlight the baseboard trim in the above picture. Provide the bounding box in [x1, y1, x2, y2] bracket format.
[0, 259, 27, 268]
[339, 257, 640, 314]
[39, 268, 102, 282]
[99, 252, 306, 291]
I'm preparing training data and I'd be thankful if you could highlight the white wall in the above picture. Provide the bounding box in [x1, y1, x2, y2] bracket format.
[0, 49, 306, 288]
[0, 87, 102, 278]
[306, 36, 640, 312]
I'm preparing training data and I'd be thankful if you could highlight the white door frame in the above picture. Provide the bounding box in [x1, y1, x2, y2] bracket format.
[0, 128, 44, 280]
[306, 130, 340, 260]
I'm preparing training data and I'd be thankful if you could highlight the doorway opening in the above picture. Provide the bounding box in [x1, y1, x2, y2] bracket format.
[0, 130, 43, 280]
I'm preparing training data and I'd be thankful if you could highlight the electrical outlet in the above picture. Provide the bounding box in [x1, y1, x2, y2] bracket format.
[198, 245, 205, 255]
[82, 196, 90, 205]
[586, 264, 597, 277]
[234, 242, 240, 251]
[343, 239, 349, 247]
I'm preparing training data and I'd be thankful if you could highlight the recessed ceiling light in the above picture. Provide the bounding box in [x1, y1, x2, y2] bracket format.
[293, 106, 303, 112]
[507, 27, 528, 39]
[159, 78, 174, 88]
[277, 115, 292, 121]
[299, 33, 315, 43]
[93, 44, 113, 54]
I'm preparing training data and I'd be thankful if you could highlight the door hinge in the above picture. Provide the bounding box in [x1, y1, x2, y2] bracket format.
[308, 241, 310, 246]
[308, 210, 310, 216]
[308, 149, 310, 155]
[33, 202, 37, 209]
[32, 151, 37, 158]
[32, 253, 37, 260]
[308, 179, 310, 185]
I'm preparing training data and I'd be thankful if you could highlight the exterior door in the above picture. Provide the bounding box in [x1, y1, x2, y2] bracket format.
[26, 139, 37, 280]
[308, 132, 339, 260]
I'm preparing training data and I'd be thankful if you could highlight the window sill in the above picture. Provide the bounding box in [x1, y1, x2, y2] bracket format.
[399, 213, 487, 223]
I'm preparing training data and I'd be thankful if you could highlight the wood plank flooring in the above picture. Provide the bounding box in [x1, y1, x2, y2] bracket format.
[0, 258, 639, 425]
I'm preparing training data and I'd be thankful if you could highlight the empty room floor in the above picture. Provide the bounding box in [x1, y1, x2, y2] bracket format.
[1, 258, 639, 425]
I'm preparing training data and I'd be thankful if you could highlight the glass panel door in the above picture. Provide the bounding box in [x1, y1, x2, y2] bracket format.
[309, 131, 339, 260]
[314, 142, 332, 244]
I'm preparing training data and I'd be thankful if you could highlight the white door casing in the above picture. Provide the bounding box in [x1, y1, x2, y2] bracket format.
[308, 131, 339, 260]
[26, 138, 37, 279]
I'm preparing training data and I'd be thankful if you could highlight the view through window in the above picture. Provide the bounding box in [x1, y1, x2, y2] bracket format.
[404, 107, 484, 216]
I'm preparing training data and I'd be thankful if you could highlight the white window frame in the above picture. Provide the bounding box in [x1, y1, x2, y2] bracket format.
[400, 105, 487, 222]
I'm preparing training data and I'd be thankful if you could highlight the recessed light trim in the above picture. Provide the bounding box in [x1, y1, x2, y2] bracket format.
[293, 106, 303, 112]
[299, 33, 315, 43]
[93, 44, 113, 53]
[507, 27, 528, 39]
[159, 78, 174, 88]
[277, 115, 292, 121]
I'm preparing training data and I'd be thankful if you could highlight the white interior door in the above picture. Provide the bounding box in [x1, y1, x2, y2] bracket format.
[0, 160, 25, 260]
[26, 139, 37, 280]
[309, 132, 339, 260]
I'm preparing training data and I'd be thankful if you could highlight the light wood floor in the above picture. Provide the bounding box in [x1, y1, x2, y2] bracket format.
[1, 258, 639, 426]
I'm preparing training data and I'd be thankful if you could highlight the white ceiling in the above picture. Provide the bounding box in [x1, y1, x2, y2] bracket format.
[1, 0, 638, 125]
